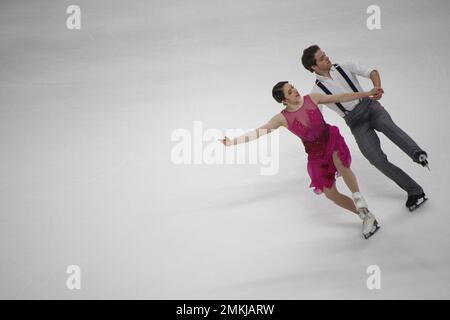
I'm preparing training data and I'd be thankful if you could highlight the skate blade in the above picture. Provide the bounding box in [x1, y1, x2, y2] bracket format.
[364, 224, 380, 239]
[408, 197, 428, 212]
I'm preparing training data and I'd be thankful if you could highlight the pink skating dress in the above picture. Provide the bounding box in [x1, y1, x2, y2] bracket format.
[280, 95, 352, 194]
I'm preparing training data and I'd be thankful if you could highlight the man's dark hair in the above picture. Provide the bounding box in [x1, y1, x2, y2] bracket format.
[272, 81, 288, 104]
[301, 45, 320, 72]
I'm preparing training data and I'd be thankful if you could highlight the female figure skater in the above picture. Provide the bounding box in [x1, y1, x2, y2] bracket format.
[219, 82, 382, 239]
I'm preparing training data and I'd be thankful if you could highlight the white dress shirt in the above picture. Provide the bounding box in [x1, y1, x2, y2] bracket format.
[310, 62, 375, 117]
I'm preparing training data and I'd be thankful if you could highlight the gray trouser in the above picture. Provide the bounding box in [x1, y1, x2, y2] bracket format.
[344, 98, 423, 196]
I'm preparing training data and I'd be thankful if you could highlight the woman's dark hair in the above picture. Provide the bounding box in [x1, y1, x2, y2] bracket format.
[272, 81, 288, 104]
[301, 45, 320, 72]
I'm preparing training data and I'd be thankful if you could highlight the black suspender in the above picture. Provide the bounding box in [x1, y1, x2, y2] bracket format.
[315, 64, 359, 115]
[315, 79, 349, 115]
[333, 64, 359, 93]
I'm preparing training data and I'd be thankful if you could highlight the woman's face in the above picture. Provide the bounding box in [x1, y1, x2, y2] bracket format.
[282, 83, 301, 105]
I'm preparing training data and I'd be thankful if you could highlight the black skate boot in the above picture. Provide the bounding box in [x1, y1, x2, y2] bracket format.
[406, 192, 428, 212]
[413, 151, 430, 171]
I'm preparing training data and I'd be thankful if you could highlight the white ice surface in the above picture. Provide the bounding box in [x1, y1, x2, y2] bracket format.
[1, 0, 450, 299]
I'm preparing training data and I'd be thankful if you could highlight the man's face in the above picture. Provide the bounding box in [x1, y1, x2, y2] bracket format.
[312, 49, 332, 72]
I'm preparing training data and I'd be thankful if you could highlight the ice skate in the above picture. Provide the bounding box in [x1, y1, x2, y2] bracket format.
[358, 211, 380, 239]
[406, 192, 428, 212]
[352, 192, 369, 214]
[414, 151, 430, 171]
[352, 192, 380, 239]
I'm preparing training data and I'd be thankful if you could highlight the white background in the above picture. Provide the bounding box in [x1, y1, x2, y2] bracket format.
[1, 0, 449, 299]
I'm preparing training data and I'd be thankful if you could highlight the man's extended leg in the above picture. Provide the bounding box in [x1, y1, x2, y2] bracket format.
[369, 101, 426, 163]
[351, 120, 424, 196]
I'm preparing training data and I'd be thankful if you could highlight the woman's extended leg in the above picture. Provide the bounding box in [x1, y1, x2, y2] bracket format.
[332, 150, 380, 224]
[332, 151, 359, 193]
[322, 183, 358, 215]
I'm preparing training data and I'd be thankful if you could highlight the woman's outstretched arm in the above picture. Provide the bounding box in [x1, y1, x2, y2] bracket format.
[309, 87, 379, 105]
[218, 114, 283, 146]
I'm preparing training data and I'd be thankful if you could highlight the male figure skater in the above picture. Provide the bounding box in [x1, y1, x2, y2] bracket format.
[301, 45, 428, 211]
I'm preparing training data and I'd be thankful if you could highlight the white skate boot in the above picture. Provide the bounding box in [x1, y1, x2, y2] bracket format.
[352, 192, 380, 239]
[358, 211, 380, 239]
[352, 192, 368, 214]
